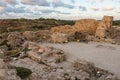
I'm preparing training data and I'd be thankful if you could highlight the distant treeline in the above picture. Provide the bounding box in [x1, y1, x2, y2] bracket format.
[0, 18, 75, 33]
[113, 20, 120, 26]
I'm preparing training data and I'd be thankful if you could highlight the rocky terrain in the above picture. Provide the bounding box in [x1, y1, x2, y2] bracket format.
[0, 16, 120, 80]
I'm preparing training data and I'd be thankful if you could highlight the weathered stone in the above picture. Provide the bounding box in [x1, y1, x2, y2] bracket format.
[26, 42, 66, 66]
[23, 31, 37, 41]
[95, 16, 114, 39]
[0, 59, 6, 69]
[35, 30, 52, 42]
[50, 25, 74, 34]
[74, 19, 98, 35]
[51, 33, 68, 43]
[7, 32, 24, 48]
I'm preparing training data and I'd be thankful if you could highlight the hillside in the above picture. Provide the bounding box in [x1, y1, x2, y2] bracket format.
[0, 18, 75, 33]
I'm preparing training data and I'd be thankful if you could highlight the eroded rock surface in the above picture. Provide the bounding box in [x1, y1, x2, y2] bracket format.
[74, 19, 98, 35]
[95, 16, 114, 39]
[23, 42, 66, 66]
[9, 58, 118, 80]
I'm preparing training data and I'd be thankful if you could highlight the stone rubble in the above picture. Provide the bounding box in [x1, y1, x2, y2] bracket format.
[9, 58, 118, 80]
[24, 42, 66, 66]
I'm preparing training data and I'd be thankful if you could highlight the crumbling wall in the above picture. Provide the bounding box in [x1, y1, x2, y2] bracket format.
[73, 19, 98, 35]
[50, 25, 74, 34]
[51, 33, 68, 43]
[95, 16, 114, 39]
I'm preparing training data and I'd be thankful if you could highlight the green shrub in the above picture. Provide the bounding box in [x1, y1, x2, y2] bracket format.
[16, 67, 32, 79]
[0, 40, 8, 46]
[57, 51, 64, 55]
[22, 47, 31, 54]
[7, 50, 20, 57]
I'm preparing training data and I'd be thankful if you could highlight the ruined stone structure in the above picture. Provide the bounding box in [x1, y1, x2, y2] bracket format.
[50, 25, 74, 34]
[24, 42, 66, 66]
[95, 16, 114, 39]
[50, 16, 116, 43]
[74, 19, 98, 35]
[51, 33, 68, 43]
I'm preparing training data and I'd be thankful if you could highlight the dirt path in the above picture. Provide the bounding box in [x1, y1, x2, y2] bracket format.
[42, 42, 120, 78]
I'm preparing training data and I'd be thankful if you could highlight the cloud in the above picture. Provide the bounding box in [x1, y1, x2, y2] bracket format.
[52, 0, 74, 9]
[0, 1, 6, 7]
[70, 0, 75, 3]
[0, 6, 26, 14]
[2, 0, 18, 5]
[0, 6, 4, 11]
[5, 6, 26, 13]
[103, 6, 114, 11]
[91, 6, 100, 11]
[21, 0, 50, 6]
[29, 6, 70, 14]
[88, 0, 105, 2]
[79, 6, 87, 11]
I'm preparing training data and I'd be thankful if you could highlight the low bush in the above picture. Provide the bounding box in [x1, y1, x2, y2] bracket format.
[16, 67, 32, 79]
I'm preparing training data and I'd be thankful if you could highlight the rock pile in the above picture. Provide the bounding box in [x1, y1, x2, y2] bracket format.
[7, 32, 24, 48]
[9, 58, 118, 80]
[73, 59, 117, 80]
[23, 30, 51, 42]
[51, 33, 68, 43]
[24, 42, 66, 66]
[23, 31, 37, 41]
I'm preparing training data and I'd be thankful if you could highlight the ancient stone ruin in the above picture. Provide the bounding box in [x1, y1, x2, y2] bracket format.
[95, 16, 114, 39]
[50, 16, 120, 44]
[23, 42, 66, 66]
[74, 19, 98, 35]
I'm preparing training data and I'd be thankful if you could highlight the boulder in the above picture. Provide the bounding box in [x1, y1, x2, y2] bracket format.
[74, 19, 98, 35]
[51, 33, 68, 43]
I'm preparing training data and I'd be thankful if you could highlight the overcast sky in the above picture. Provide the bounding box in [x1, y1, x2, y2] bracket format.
[0, 0, 120, 20]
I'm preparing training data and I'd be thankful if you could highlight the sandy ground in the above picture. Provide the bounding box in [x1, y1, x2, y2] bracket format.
[42, 42, 120, 78]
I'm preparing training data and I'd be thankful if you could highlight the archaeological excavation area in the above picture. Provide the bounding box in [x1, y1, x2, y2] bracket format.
[0, 16, 120, 80]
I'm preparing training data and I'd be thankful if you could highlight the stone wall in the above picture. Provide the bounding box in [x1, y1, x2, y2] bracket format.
[95, 16, 114, 39]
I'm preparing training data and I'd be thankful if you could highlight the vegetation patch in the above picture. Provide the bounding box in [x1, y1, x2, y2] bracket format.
[0, 40, 8, 46]
[16, 67, 32, 79]
[7, 50, 20, 57]
[57, 51, 64, 55]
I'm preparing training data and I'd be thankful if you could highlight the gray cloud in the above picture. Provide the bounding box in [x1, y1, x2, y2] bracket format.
[91, 6, 100, 11]
[70, 0, 75, 3]
[21, 0, 50, 6]
[5, 6, 26, 13]
[0, 1, 6, 7]
[2, 0, 18, 5]
[103, 6, 114, 11]
[52, 0, 74, 9]
[34, 7, 70, 14]
[79, 6, 87, 11]
[0, 6, 26, 14]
